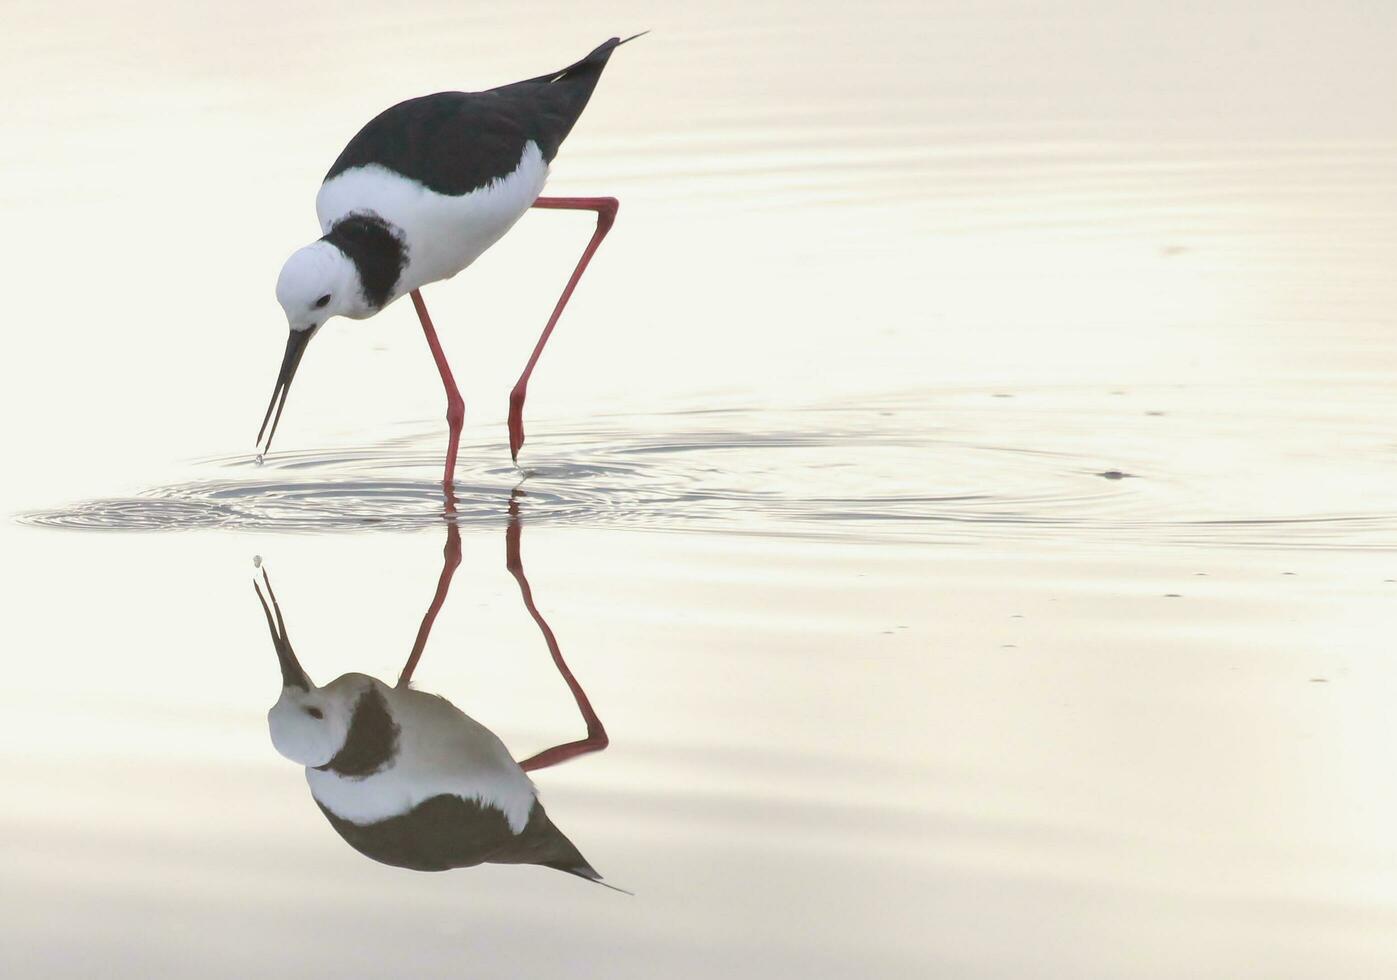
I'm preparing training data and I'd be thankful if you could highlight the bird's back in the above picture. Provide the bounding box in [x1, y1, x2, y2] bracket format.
[308, 686, 602, 880]
[316, 793, 602, 880]
[313, 36, 634, 297]
[323, 37, 631, 198]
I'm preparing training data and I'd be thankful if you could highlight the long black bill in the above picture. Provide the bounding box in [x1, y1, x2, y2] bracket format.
[253, 568, 311, 691]
[256, 328, 317, 456]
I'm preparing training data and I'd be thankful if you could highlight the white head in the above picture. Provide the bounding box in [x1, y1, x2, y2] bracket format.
[257, 241, 366, 456]
[268, 675, 370, 769]
[275, 241, 363, 332]
[254, 567, 366, 768]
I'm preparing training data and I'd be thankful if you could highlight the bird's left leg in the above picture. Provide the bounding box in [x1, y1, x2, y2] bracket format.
[506, 493, 609, 771]
[411, 289, 466, 488]
[509, 196, 619, 463]
[397, 520, 463, 687]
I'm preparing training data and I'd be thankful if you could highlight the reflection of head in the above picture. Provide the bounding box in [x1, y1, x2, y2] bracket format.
[269, 674, 389, 771]
[256, 569, 380, 769]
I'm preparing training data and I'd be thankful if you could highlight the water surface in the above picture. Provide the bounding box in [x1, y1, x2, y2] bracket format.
[5, 2, 1397, 977]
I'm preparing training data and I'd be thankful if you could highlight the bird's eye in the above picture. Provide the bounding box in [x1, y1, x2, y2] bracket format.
[314, 294, 331, 309]
[304, 706, 324, 719]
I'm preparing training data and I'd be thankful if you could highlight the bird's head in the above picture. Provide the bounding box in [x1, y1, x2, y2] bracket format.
[276, 241, 360, 330]
[267, 682, 359, 769]
[257, 242, 361, 456]
[253, 566, 365, 768]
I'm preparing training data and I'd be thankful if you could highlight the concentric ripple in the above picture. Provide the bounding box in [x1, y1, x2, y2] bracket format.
[15, 411, 1106, 536]
[18, 400, 1397, 547]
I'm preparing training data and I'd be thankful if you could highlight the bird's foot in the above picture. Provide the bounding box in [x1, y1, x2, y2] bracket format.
[508, 387, 526, 463]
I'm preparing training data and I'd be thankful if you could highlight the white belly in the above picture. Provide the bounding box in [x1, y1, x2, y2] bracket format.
[306, 686, 538, 832]
[315, 141, 549, 301]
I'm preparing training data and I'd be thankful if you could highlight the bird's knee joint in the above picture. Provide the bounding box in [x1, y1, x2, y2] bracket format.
[597, 198, 618, 230]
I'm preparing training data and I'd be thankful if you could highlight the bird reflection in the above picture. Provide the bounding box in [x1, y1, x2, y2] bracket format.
[253, 493, 618, 889]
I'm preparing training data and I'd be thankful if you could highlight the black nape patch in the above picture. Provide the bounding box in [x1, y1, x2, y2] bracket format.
[322, 214, 406, 310]
[315, 685, 400, 778]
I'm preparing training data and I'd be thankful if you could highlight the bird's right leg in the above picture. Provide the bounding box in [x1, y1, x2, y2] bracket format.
[397, 520, 462, 687]
[506, 493, 609, 772]
[411, 289, 465, 489]
[509, 196, 619, 463]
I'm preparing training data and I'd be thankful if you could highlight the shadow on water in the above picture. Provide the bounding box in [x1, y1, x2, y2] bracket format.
[16, 406, 1397, 547]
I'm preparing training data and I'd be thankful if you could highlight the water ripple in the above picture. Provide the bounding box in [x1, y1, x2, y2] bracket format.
[17, 405, 1397, 548]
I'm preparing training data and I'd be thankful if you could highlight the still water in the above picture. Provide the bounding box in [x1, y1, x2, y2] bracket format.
[5, 1, 1397, 977]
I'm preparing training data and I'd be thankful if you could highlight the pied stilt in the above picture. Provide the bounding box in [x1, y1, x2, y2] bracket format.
[259, 34, 643, 482]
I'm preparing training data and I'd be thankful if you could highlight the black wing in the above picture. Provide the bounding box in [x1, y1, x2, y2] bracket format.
[324, 37, 631, 196]
[317, 795, 602, 881]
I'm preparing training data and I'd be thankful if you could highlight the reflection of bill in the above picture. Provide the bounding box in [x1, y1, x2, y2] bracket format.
[253, 494, 620, 889]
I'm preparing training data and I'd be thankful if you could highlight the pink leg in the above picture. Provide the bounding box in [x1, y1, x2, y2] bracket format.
[510, 196, 619, 463]
[507, 494, 610, 771]
[397, 520, 462, 687]
[411, 289, 465, 488]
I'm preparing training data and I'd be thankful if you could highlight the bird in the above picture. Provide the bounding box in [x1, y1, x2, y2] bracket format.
[252, 504, 618, 885]
[257, 34, 643, 484]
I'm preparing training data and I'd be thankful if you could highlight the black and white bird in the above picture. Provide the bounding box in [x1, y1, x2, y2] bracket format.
[251, 521, 617, 885]
[258, 34, 642, 482]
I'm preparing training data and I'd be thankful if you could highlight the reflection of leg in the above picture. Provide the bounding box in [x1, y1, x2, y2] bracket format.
[507, 494, 609, 772]
[397, 522, 463, 687]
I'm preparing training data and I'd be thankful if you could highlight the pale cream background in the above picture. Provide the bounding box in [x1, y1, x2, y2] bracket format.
[4, 2, 1397, 977]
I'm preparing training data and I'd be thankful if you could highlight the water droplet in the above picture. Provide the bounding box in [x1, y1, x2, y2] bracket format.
[255, 453, 265, 466]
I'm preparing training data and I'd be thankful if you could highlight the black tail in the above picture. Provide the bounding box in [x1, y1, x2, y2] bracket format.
[523, 33, 648, 86]
[546, 859, 635, 895]
[493, 801, 632, 893]
[502, 34, 646, 160]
